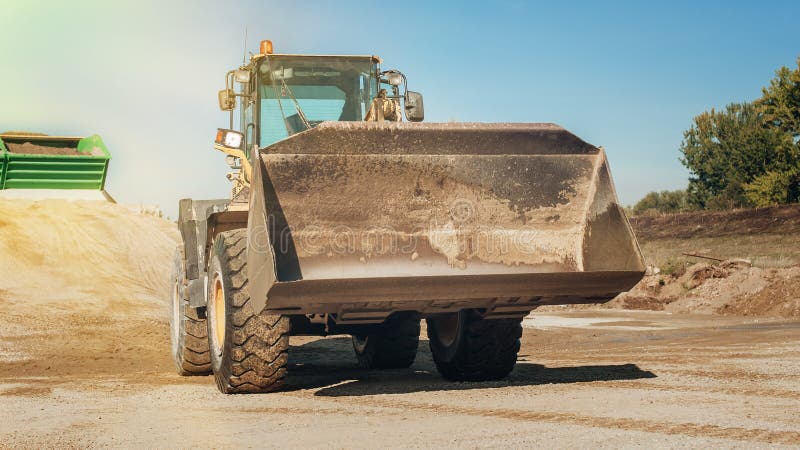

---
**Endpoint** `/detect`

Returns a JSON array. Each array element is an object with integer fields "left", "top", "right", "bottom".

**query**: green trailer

[
  {"left": 0, "top": 138, "right": 6, "bottom": 188},
  {"left": 0, "top": 134, "right": 111, "bottom": 190}
]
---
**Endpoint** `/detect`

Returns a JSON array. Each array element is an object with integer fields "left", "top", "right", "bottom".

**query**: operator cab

[
  {"left": 213, "top": 40, "right": 424, "bottom": 190},
  {"left": 258, "top": 55, "right": 379, "bottom": 145},
  {"left": 217, "top": 40, "right": 424, "bottom": 150}
]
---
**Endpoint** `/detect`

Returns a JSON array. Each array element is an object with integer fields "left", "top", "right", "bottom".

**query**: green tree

[
  {"left": 748, "top": 58, "right": 800, "bottom": 206},
  {"left": 758, "top": 57, "right": 800, "bottom": 139},
  {"left": 679, "top": 102, "right": 791, "bottom": 209}
]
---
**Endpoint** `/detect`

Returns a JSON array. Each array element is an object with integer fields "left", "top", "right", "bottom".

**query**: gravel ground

[
  {"left": 0, "top": 307, "right": 798, "bottom": 448},
  {"left": 1, "top": 199, "right": 799, "bottom": 448}
]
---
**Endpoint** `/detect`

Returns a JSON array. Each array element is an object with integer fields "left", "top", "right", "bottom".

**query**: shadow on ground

[
  {"left": 285, "top": 336, "right": 656, "bottom": 396},
  {"left": 0, "top": 332, "right": 655, "bottom": 396}
]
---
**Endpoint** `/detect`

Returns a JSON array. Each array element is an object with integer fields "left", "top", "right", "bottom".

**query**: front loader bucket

[
  {"left": 0, "top": 134, "right": 110, "bottom": 190},
  {"left": 248, "top": 122, "right": 644, "bottom": 319}
]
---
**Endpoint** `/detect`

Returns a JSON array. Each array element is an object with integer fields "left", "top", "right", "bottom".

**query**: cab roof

[{"left": 250, "top": 54, "right": 382, "bottom": 63}]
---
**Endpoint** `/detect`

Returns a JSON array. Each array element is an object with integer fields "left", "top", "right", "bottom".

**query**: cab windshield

[{"left": 258, "top": 56, "right": 377, "bottom": 146}]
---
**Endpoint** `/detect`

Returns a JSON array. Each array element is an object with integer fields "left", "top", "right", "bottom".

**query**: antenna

[{"left": 242, "top": 25, "right": 248, "bottom": 64}]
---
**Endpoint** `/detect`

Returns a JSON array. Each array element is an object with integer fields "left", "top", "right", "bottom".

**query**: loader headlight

[
  {"left": 385, "top": 71, "right": 403, "bottom": 86},
  {"left": 224, "top": 132, "right": 242, "bottom": 149},
  {"left": 215, "top": 129, "right": 244, "bottom": 149}
]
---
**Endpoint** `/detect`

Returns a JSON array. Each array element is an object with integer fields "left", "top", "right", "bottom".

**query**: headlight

[
  {"left": 386, "top": 72, "right": 403, "bottom": 86},
  {"left": 224, "top": 132, "right": 242, "bottom": 148},
  {"left": 215, "top": 129, "right": 244, "bottom": 149}
]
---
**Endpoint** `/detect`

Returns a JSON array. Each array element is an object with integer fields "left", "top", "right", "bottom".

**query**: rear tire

[
  {"left": 206, "top": 229, "right": 290, "bottom": 394},
  {"left": 352, "top": 312, "right": 420, "bottom": 369},
  {"left": 427, "top": 310, "right": 522, "bottom": 381},
  {"left": 169, "top": 245, "right": 211, "bottom": 375}
]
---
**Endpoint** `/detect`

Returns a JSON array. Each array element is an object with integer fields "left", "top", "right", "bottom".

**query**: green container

[
  {"left": 0, "top": 134, "right": 111, "bottom": 190},
  {"left": 0, "top": 138, "right": 7, "bottom": 188}
]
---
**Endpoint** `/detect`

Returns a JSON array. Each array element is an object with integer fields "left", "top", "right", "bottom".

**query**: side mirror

[
  {"left": 218, "top": 89, "right": 236, "bottom": 111},
  {"left": 404, "top": 91, "right": 424, "bottom": 122},
  {"left": 234, "top": 70, "right": 251, "bottom": 83}
]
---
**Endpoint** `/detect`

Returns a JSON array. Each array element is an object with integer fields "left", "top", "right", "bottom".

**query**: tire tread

[
  {"left": 210, "top": 229, "right": 289, "bottom": 394},
  {"left": 427, "top": 311, "right": 522, "bottom": 382},
  {"left": 171, "top": 245, "right": 211, "bottom": 375},
  {"left": 354, "top": 313, "right": 420, "bottom": 369}
]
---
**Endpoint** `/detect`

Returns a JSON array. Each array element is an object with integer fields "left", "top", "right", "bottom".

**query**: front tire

[
  {"left": 170, "top": 245, "right": 211, "bottom": 375},
  {"left": 427, "top": 310, "right": 522, "bottom": 381},
  {"left": 206, "top": 229, "right": 290, "bottom": 394},
  {"left": 352, "top": 312, "right": 420, "bottom": 369}
]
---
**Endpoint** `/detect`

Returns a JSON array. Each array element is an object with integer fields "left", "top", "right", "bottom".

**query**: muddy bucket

[{"left": 247, "top": 122, "right": 644, "bottom": 318}]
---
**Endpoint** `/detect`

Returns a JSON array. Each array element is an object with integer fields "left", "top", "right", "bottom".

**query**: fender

[{"left": 177, "top": 198, "right": 229, "bottom": 307}]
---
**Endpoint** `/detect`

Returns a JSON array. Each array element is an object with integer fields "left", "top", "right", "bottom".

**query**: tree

[
  {"left": 749, "top": 58, "right": 800, "bottom": 206},
  {"left": 679, "top": 102, "right": 791, "bottom": 209},
  {"left": 758, "top": 57, "right": 800, "bottom": 139}
]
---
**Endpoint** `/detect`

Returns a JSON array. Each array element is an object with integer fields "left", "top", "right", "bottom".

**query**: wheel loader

[{"left": 170, "top": 39, "right": 645, "bottom": 393}]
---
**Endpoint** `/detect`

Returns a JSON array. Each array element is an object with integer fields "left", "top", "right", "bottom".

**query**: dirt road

[
  {"left": 1, "top": 306, "right": 798, "bottom": 448},
  {"left": 1, "top": 200, "right": 799, "bottom": 448}
]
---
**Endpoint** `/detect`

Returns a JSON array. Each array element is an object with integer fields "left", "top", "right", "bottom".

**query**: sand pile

[
  {"left": 0, "top": 199, "right": 178, "bottom": 318},
  {"left": 0, "top": 199, "right": 179, "bottom": 378},
  {"left": 612, "top": 260, "right": 800, "bottom": 318}
]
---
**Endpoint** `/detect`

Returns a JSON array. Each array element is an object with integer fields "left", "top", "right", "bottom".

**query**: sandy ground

[
  {"left": 1, "top": 200, "right": 800, "bottom": 448},
  {"left": 1, "top": 308, "right": 799, "bottom": 448}
]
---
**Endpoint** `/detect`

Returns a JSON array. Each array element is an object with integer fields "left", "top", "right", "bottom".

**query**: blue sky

[{"left": 1, "top": 0, "right": 798, "bottom": 216}]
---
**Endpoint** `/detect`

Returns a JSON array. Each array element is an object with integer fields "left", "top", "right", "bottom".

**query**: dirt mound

[
  {"left": 0, "top": 198, "right": 177, "bottom": 310},
  {"left": 717, "top": 267, "right": 800, "bottom": 317},
  {"left": 0, "top": 199, "right": 178, "bottom": 380},
  {"left": 609, "top": 261, "right": 800, "bottom": 318},
  {"left": 3, "top": 140, "right": 97, "bottom": 156}
]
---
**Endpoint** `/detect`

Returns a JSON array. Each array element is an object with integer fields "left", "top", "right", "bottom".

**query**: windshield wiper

[
  {"left": 266, "top": 60, "right": 311, "bottom": 134},
  {"left": 266, "top": 61, "right": 293, "bottom": 136},
  {"left": 279, "top": 78, "right": 312, "bottom": 130}
]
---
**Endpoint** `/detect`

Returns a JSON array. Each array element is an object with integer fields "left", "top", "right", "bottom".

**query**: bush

[
  {"left": 660, "top": 257, "right": 690, "bottom": 278},
  {"left": 744, "top": 167, "right": 800, "bottom": 207},
  {"left": 632, "top": 189, "right": 693, "bottom": 216}
]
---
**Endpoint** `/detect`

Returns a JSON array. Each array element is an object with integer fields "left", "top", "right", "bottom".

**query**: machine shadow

[{"left": 284, "top": 336, "right": 656, "bottom": 397}]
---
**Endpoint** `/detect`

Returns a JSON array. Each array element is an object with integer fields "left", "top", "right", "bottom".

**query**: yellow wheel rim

[{"left": 212, "top": 276, "right": 226, "bottom": 354}]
